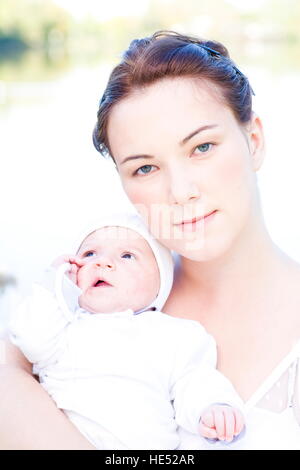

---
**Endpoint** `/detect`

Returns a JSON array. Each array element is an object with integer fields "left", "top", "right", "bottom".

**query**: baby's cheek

[
  {"left": 139, "top": 274, "right": 159, "bottom": 303},
  {"left": 77, "top": 271, "right": 84, "bottom": 288},
  {"left": 78, "top": 293, "right": 91, "bottom": 311},
  {"left": 78, "top": 294, "right": 84, "bottom": 308},
  {"left": 77, "top": 265, "right": 89, "bottom": 289}
]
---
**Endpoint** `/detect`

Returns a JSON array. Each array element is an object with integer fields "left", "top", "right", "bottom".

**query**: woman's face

[{"left": 107, "top": 77, "right": 264, "bottom": 261}]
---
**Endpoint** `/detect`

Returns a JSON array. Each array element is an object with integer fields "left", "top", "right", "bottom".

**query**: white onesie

[{"left": 8, "top": 271, "right": 243, "bottom": 450}]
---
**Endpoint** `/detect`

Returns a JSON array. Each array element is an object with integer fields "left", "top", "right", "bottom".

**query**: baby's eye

[
  {"left": 121, "top": 252, "right": 135, "bottom": 260},
  {"left": 134, "top": 165, "right": 156, "bottom": 176},
  {"left": 83, "top": 251, "right": 95, "bottom": 258},
  {"left": 194, "top": 143, "right": 213, "bottom": 154}
]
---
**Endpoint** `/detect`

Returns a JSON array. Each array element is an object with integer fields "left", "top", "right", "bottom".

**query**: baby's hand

[
  {"left": 51, "top": 254, "right": 84, "bottom": 284},
  {"left": 199, "top": 404, "right": 245, "bottom": 443}
]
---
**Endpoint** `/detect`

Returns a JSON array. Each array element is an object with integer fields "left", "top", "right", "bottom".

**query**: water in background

[{"left": 1, "top": 42, "right": 300, "bottom": 332}]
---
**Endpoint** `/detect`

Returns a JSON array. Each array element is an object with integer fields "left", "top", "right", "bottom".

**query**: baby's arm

[
  {"left": 8, "top": 257, "right": 82, "bottom": 367},
  {"left": 170, "top": 321, "right": 245, "bottom": 440},
  {"left": 199, "top": 404, "right": 245, "bottom": 442}
]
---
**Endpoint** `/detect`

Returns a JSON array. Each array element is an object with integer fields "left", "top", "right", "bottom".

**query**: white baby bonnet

[{"left": 55, "top": 211, "right": 174, "bottom": 318}]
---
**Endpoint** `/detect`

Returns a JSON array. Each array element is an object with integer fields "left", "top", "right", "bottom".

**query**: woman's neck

[{"left": 175, "top": 215, "right": 292, "bottom": 318}]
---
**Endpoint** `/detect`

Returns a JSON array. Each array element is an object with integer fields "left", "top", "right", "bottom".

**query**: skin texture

[
  {"left": 0, "top": 227, "right": 160, "bottom": 449},
  {"left": 53, "top": 227, "right": 244, "bottom": 441},
  {"left": 108, "top": 77, "right": 265, "bottom": 263},
  {"left": 107, "top": 76, "right": 300, "bottom": 404},
  {"left": 2, "top": 76, "right": 300, "bottom": 449},
  {"left": 0, "top": 335, "right": 97, "bottom": 449},
  {"left": 199, "top": 404, "right": 244, "bottom": 441},
  {"left": 54, "top": 225, "right": 246, "bottom": 441},
  {"left": 76, "top": 226, "right": 160, "bottom": 314}
]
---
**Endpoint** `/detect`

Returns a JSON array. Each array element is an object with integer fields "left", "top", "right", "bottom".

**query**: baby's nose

[{"left": 93, "top": 255, "right": 115, "bottom": 270}]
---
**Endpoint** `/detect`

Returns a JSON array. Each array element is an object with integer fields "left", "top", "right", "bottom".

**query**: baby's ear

[{"left": 246, "top": 113, "right": 265, "bottom": 172}]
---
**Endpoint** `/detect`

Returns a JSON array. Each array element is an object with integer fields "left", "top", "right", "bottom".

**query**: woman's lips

[{"left": 175, "top": 210, "right": 217, "bottom": 232}]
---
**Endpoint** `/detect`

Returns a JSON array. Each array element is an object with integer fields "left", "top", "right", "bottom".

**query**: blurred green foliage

[
  {"left": 0, "top": 0, "right": 299, "bottom": 81},
  {"left": 0, "top": 0, "right": 70, "bottom": 49}
]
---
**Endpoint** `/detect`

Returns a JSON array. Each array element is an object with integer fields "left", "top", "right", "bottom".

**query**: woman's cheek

[
  {"left": 213, "top": 151, "right": 256, "bottom": 237},
  {"left": 215, "top": 148, "right": 251, "bottom": 200},
  {"left": 122, "top": 177, "right": 163, "bottom": 207}
]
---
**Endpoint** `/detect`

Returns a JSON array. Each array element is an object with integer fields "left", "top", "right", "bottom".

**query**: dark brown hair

[{"left": 93, "top": 30, "right": 254, "bottom": 159}]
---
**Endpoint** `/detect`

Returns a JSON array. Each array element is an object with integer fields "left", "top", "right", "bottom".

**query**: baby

[{"left": 8, "top": 212, "right": 245, "bottom": 450}]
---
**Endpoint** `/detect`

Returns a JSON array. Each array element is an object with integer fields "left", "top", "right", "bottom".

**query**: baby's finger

[
  {"left": 65, "top": 263, "right": 77, "bottom": 282},
  {"left": 233, "top": 409, "right": 245, "bottom": 435},
  {"left": 200, "top": 409, "right": 215, "bottom": 428},
  {"left": 70, "top": 264, "right": 78, "bottom": 275},
  {"left": 223, "top": 408, "right": 235, "bottom": 442},
  {"left": 199, "top": 422, "right": 218, "bottom": 439},
  {"left": 51, "top": 255, "right": 69, "bottom": 268},
  {"left": 213, "top": 408, "right": 226, "bottom": 440},
  {"left": 70, "top": 256, "right": 85, "bottom": 267}
]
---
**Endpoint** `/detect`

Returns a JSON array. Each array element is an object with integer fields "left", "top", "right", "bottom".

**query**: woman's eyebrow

[
  {"left": 120, "top": 154, "right": 153, "bottom": 165},
  {"left": 180, "top": 124, "right": 219, "bottom": 145},
  {"left": 120, "top": 124, "right": 219, "bottom": 164}
]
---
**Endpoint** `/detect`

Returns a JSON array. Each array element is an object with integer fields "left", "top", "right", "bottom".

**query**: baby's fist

[
  {"left": 199, "top": 404, "right": 245, "bottom": 443},
  {"left": 51, "top": 254, "right": 84, "bottom": 284}
]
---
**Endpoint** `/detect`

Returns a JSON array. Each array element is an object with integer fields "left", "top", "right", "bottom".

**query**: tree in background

[{"left": 0, "top": 0, "right": 71, "bottom": 53}]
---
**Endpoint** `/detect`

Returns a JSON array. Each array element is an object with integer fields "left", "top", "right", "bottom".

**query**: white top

[
  {"left": 8, "top": 280, "right": 242, "bottom": 450},
  {"left": 233, "top": 340, "right": 300, "bottom": 450},
  {"left": 178, "top": 340, "right": 300, "bottom": 450}
]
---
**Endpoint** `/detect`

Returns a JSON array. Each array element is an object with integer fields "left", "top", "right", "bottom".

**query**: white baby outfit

[{"left": 8, "top": 212, "right": 243, "bottom": 450}]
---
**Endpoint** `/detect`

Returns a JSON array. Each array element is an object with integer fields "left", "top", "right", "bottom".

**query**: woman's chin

[{"left": 170, "top": 237, "right": 232, "bottom": 262}]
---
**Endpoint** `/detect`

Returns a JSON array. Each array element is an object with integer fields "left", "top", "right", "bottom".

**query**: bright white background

[{"left": 1, "top": 0, "right": 300, "bottom": 331}]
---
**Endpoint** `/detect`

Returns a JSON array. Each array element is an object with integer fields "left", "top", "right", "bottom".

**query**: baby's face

[{"left": 76, "top": 226, "right": 160, "bottom": 314}]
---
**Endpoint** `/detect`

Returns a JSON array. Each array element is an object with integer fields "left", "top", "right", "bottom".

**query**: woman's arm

[{"left": 0, "top": 333, "right": 96, "bottom": 450}]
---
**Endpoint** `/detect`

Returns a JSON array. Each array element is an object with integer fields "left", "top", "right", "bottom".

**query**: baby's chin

[
  {"left": 78, "top": 295, "right": 110, "bottom": 314},
  {"left": 78, "top": 294, "right": 131, "bottom": 314},
  {"left": 78, "top": 294, "right": 151, "bottom": 315}
]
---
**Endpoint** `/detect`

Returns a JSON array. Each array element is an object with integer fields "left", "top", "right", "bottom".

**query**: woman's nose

[{"left": 168, "top": 168, "right": 201, "bottom": 205}]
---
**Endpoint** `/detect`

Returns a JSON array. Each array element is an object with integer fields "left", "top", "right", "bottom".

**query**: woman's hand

[
  {"left": 51, "top": 255, "right": 84, "bottom": 284},
  {"left": 199, "top": 404, "right": 245, "bottom": 442}
]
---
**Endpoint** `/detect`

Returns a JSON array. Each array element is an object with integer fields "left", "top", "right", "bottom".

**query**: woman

[{"left": 1, "top": 30, "right": 300, "bottom": 450}]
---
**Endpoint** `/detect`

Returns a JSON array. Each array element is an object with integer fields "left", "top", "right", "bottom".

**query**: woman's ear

[{"left": 246, "top": 113, "right": 266, "bottom": 172}]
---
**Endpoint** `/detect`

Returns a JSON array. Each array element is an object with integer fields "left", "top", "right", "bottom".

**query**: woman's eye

[
  {"left": 121, "top": 252, "right": 135, "bottom": 260},
  {"left": 134, "top": 165, "right": 156, "bottom": 176},
  {"left": 194, "top": 143, "right": 213, "bottom": 154}
]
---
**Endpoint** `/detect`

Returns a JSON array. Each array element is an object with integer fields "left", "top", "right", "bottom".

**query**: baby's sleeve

[
  {"left": 169, "top": 321, "right": 244, "bottom": 435},
  {"left": 8, "top": 267, "right": 80, "bottom": 369}
]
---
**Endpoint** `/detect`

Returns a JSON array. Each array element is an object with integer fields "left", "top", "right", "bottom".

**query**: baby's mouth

[{"left": 93, "top": 279, "right": 112, "bottom": 288}]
